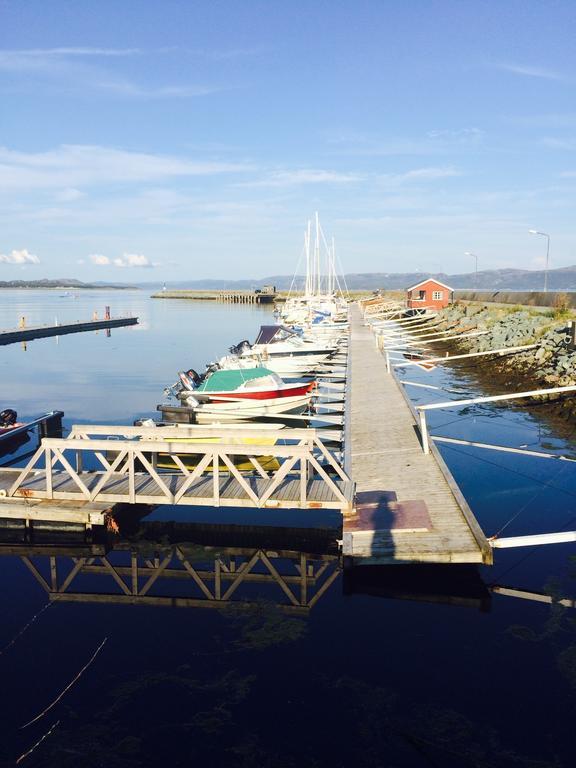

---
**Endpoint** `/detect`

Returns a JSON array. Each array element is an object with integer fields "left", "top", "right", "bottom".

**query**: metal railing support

[{"left": 419, "top": 410, "right": 429, "bottom": 454}]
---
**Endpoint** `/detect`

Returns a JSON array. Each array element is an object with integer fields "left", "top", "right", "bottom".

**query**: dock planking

[
  {"left": 0, "top": 468, "right": 353, "bottom": 511},
  {"left": 343, "top": 305, "right": 491, "bottom": 565}
]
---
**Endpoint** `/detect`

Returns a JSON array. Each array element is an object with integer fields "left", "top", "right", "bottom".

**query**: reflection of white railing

[
  {"left": 24, "top": 547, "right": 340, "bottom": 612},
  {"left": 2, "top": 425, "right": 353, "bottom": 510}
]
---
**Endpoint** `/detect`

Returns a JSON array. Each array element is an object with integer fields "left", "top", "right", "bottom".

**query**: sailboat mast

[
  {"left": 305, "top": 221, "right": 311, "bottom": 297},
  {"left": 330, "top": 237, "right": 335, "bottom": 296},
  {"left": 314, "top": 211, "right": 321, "bottom": 296}
]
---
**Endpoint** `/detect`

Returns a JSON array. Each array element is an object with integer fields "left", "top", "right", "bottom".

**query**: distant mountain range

[
  {"left": 139, "top": 265, "right": 576, "bottom": 291},
  {"left": 3, "top": 266, "right": 576, "bottom": 291}
]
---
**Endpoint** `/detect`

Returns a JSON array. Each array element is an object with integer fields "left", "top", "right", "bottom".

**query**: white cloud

[
  {"left": 399, "top": 167, "right": 461, "bottom": 181},
  {"left": 327, "top": 128, "right": 484, "bottom": 157},
  {"left": 0, "top": 47, "right": 140, "bottom": 72},
  {"left": 496, "top": 62, "right": 565, "bottom": 81},
  {"left": 91, "top": 252, "right": 154, "bottom": 268},
  {"left": 113, "top": 253, "right": 153, "bottom": 268},
  {"left": 56, "top": 187, "right": 84, "bottom": 202},
  {"left": 0, "top": 248, "right": 39, "bottom": 264},
  {"left": 95, "top": 80, "right": 219, "bottom": 99},
  {"left": 240, "top": 169, "right": 362, "bottom": 187},
  {"left": 544, "top": 138, "right": 576, "bottom": 151},
  {"left": 0, "top": 144, "right": 250, "bottom": 189}
]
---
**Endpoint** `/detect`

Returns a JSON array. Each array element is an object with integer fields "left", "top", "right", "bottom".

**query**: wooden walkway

[
  {"left": 0, "top": 468, "right": 352, "bottom": 510},
  {"left": 343, "top": 305, "right": 491, "bottom": 565}
]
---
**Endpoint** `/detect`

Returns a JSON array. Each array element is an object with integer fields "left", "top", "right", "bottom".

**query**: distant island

[{"left": 0, "top": 278, "right": 136, "bottom": 290}]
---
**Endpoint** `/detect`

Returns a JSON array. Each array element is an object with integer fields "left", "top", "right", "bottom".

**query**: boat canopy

[
  {"left": 196, "top": 367, "right": 278, "bottom": 392},
  {"left": 254, "top": 325, "right": 298, "bottom": 345}
]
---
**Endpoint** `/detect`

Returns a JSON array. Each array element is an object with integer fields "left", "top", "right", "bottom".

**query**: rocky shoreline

[{"left": 429, "top": 302, "right": 576, "bottom": 416}]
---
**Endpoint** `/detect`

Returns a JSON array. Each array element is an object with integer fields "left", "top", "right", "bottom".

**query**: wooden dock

[
  {"left": 0, "top": 316, "right": 138, "bottom": 345},
  {"left": 343, "top": 305, "right": 491, "bottom": 565},
  {"left": 0, "top": 426, "right": 354, "bottom": 514},
  {"left": 0, "top": 305, "right": 494, "bottom": 568}
]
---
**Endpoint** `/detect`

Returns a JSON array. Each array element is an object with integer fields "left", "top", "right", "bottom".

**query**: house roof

[{"left": 406, "top": 278, "right": 453, "bottom": 292}]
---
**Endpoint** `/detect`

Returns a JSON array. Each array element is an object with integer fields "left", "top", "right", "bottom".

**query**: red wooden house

[{"left": 406, "top": 278, "right": 453, "bottom": 310}]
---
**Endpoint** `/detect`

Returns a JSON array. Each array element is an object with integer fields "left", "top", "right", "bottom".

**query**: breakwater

[
  {"left": 151, "top": 289, "right": 276, "bottom": 303},
  {"left": 433, "top": 302, "right": 576, "bottom": 399},
  {"left": 454, "top": 290, "right": 576, "bottom": 308}
]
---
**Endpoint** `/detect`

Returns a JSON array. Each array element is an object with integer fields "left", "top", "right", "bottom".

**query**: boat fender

[
  {"left": 178, "top": 371, "right": 195, "bottom": 391},
  {"left": 0, "top": 489, "right": 6, "bottom": 498},
  {"left": 0, "top": 409, "right": 17, "bottom": 427}
]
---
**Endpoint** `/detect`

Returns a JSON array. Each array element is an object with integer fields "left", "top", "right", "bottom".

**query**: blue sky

[{"left": 1, "top": 0, "right": 576, "bottom": 280}]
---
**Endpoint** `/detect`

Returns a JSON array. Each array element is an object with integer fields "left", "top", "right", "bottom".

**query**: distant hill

[
  {"left": 137, "top": 265, "right": 576, "bottom": 292},
  {"left": 5, "top": 266, "right": 576, "bottom": 292},
  {"left": 0, "top": 278, "right": 135, "bottom": 289}
]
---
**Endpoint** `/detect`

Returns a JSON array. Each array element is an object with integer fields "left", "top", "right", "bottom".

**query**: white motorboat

[{"left": 179, "top": 391, "right": 312, "bottom": 423}]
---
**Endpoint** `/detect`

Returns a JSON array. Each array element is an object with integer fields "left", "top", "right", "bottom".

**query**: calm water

[{"left": 1, "top": 290, "right": 575, "bottom": 767}]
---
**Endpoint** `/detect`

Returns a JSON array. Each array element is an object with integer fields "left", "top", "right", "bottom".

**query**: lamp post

[
  {"left": 464, "top": 252, "right": 478, "bottom": 288},
  {"left": 528, "top": 229, "right": 551, "bottom": 292}
]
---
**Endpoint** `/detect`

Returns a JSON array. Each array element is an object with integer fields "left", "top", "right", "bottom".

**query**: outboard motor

[
  {"left": 178, "top": 371, "right": 197, "bottom": 391},
  {"left": 229, "top": 340, "right": 251, "bottom": 356},
  {"left": 0, "top": 408, "right": 17, "bottom": 427}
]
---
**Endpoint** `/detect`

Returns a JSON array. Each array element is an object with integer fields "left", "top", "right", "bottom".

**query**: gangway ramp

[{"left": 0, "top": 425, "right": 354, "bottom": 514}]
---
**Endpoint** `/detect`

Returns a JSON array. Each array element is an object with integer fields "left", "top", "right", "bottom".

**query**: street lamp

[
  {"left": 464, "top": 252, "right": 478, "bottom": 288},
  {"left": 528, "top": 229, "right": 551, "bottom": 292}
]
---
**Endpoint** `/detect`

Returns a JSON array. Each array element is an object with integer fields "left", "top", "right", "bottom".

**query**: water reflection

[{"left": 4, "top": 521, "right": 341, "bottom": 614}]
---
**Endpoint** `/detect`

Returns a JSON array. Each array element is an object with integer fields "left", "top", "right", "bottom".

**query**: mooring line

[
  {"left": 20, "top": 637, "right": 108, "bottom": 729},
  {"left": 0, "top": 602, "right": 53, "bottom": 658},
  {"left": 16, "top": 720, "right": 60, "bottom": 764}
]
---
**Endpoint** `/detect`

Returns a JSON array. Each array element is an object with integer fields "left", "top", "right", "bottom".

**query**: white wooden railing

[{"left": 0, "top": 425, "right": 353, "bottom": 510}]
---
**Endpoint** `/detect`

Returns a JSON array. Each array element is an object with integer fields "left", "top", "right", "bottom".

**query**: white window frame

[{"left": 432, "top": 290, "right": 443, "bottom": 300}]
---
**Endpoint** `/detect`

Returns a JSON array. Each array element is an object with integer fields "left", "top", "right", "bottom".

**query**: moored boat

[
  {"left": 177, "top": 366, "right": 315, "bottom": 403},
  {"left": 177, "top": 391, "right": 312, "bottom": 423}
]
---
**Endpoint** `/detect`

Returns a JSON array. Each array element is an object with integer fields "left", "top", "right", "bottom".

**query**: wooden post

[
  {"left": 385, "top": 350, "right": 391, "bottom": 373},
  {"left": 568, "top": 321, "right": 576, "bottom": 350}
]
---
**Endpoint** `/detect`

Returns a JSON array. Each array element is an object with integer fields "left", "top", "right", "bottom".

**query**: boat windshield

[{"left": 254, "top": 325, "right": 298, "bottom": 345}]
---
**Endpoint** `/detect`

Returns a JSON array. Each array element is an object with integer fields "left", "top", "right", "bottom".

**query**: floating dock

[
  {"left": 0, "top": 304, "right": 493, "bottom": 568},
  {"left": 0, "top": 316, "right": 138, "bottom": 345},
  {"left": 342, "top": 304, "right": 491, "bottom": 565}
]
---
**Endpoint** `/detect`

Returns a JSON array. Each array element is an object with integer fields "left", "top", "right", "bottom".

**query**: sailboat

[{"left": 281, "top": 212, "right": 349, "bottom": 327}]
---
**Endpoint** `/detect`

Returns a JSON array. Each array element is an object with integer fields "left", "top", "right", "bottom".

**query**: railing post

[
  {"left": 45, "top": 447, "right": 53, "bottom": 497},
  {"left": 385, "top": 350, "right": 391, "bottom": 373},
  {"left": 128, "top": 450, "right": 135, "bottom": 503},
  {"left": 419, "top": 410, "right": 429, "bottom": 454},
  {"left": 300, "top": 456, "right": 308, "bottom": 505},
  {"left": 213, "top": 451, "right": 220, "bottom": 505}
]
